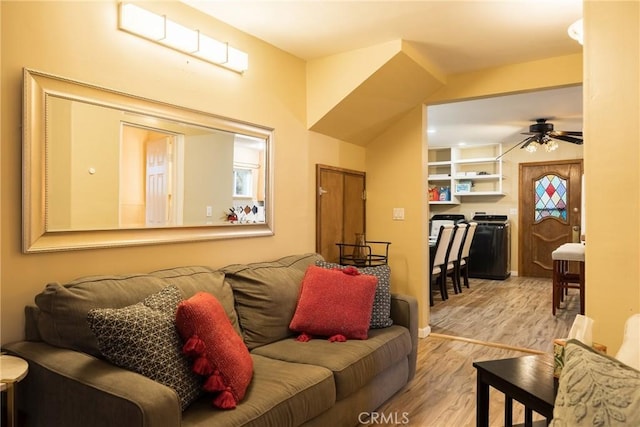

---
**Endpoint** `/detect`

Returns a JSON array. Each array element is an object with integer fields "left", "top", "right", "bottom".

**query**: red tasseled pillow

[
  {"left": 175, "top": 292, "right": 253, "bottom": 409},
  {"left": 289, "top": 265, "right": 377, "bottom": 341}
]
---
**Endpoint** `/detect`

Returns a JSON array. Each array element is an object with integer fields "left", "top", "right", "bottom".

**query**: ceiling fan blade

[
  {"left": 551, "top": 130, "right": 583, "bottom": 136},
  {"left": 549, "top": 134, "right": 584, "bottom": 145}
]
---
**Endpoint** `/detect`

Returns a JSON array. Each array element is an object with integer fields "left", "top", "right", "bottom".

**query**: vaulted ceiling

[{"left": 184, "top": 1, "right": 583, "bottom": 145}]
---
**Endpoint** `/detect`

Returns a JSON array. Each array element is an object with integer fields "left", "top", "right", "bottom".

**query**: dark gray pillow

[
  {"left": 315, "top": 261, "right": 393, "bottom": 329},
  {"left": 87, "top": 286, "right": 201, "bottom": 410}
]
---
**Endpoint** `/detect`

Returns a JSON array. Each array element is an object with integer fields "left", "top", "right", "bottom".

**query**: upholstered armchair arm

[
  {"left": 389, "top": 293, "right": 418, "bottom": 381},
  {"left": 2, "top": 341, "right": 181, "bottom": 427}
]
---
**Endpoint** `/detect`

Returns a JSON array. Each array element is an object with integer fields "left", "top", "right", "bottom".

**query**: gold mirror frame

[{"left": 22, "top": 68, "right": 274, "bottom": 253}]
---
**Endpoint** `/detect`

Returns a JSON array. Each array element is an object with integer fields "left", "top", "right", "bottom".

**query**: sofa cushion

[
  {"left": 316, "top": 261, "right": 393, "bottom": 329},
  {"left": 251, "top": 325, "right": 411, "bottom": 400},
  {"left": 181, "top": 354, "right": 335, "bottom": 427},
  {"left": 35, "top": 274, "right": 168, "bottom": 356},
  {"left": 550, "top": 339, "right": 640, "bottom": 427},
  {"left": 150, "top": 266, "right": 241, "bottom": 335},
  {"left": 289, "top": 265, "right": 377, "bottom": 340},
  {"left": 222, "top": 253, "right": 323, "bottom": 350},
  {"left": 35, "top": 267, "right": 234, "bottom": 357},
  {"left": 87, "top": 286, "right": 202, "bottom": 411},
  {"left": 176, "top": 292, "right": 253, "bottom": 409}
]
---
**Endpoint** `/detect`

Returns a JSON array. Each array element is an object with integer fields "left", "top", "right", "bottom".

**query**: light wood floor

[{"left": 366, "top": 275, "right": 580, "bottom": 427}]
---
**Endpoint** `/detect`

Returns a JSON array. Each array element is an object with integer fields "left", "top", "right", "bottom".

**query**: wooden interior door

[
  {"left": 519, "top": 159, "right": 583, "bottom": 277},
  {"left": 316, "top": 165, "right": 366, "bottom": 263},
  {"left": 145, "top": 137, "right": 173, "bottom": 226}
]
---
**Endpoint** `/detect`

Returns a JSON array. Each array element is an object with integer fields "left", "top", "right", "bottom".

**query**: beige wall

[
  {"left": 583, "top": 0, "right": 640, "bottom": 353},
  {"left": 47, "top": 97, "right": 72, "bottom": 229},
  {"left": 69, "top": 101, "right": 121, "bottom": 229},
  {"left": 0, "top": 1, "right": 362, "bottom": 344},
  {"left": 366, "top": 106, "right": 430, "bottom": 327},
  {"left": 183, "top": 133, "right": 234, "bottom": 225},
  {"left": 120, "top": 126, "right": 147, "bottom": 227}
]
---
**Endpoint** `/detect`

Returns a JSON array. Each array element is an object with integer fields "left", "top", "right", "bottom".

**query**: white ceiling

[
  {"left": 427, "top": 85, "right": 583, "bottom": 148},
  {"left": 183, "top": 0, "right": 584, "bottom": 146}
]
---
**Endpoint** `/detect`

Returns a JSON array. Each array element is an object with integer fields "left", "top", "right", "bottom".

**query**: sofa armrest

[
  {"left": 390, "top": 293, "right": 418, "bottom": 381},
  {"left": 3, "top": 341, "right": 182, "bottom": 427}
]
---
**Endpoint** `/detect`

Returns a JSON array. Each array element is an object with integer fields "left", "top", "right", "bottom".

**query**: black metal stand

[{"left": 336, "top": 241, "right": 391, "bottom": 266}]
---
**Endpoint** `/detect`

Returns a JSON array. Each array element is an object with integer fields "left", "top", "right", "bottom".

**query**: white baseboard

[{"left": 418, "top": 325, "right": 431, "bottom": 338}]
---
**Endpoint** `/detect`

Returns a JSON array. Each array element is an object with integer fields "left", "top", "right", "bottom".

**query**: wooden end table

[
  {"left": 473, "top": 354, "right": 556, "bottom": 427},
  {"left": 1, "top": 354, "right": 29, "bottom": 427}
]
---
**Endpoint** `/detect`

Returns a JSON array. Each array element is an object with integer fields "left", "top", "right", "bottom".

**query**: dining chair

[
  {"left": 458, "top": 222, "right": 477, "bottom": 289},
  {"left": 430, "top": 224, "right": 455, "bottom": 305},
  {"left": 444, "top": 223, "right": 468, "bottom": 295}
]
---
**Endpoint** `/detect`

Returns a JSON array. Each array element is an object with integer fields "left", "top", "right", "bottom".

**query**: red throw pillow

[
  {"left": 176, "top": 292, "right": 253, "bottom": 409},
  {"left": 289, "top": 265, "right": 377, "bottom": 340}
]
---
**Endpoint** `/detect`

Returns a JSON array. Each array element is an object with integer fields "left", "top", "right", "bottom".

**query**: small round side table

[{"left": 1, "top": 354, "right": 29, "bottom": 427}]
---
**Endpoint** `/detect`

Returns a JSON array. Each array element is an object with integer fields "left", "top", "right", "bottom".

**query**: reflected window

[
  {"left": 233, "top": 168, "right": 253, "bottom": 197},
  {"left": 534, "top": 174, "right": 567, "bottom": 221}
]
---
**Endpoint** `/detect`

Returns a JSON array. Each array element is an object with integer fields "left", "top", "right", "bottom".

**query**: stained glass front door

[
  {"left": 534, "top": 174, "right": 567, "bottom": 221},
  {"left": 519, "top": 160, "right": 583, "bottom": 278}
]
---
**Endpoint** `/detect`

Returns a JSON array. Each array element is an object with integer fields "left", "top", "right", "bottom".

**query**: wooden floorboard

[{"left": 365, "top": 275, "right": 580, "bottom": 427}]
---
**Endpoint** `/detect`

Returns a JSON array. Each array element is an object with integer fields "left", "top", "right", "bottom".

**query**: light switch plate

[{"left": 393, "top": 208, "right": 405, "bottom": 220}]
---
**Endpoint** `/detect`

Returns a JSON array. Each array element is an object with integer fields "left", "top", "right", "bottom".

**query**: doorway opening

[{"left": 119, "top": 123, "right": 184, "bottom": 228}]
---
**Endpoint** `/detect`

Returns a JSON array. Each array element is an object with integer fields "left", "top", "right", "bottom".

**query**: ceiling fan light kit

[
  {"left": 497, "top": 118, "right": 582, "bottom": 159},
  {"left": 524, "top": 139, "right": 559, "bottom": 153}
]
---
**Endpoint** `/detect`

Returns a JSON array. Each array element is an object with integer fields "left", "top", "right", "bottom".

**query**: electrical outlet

[{"left": 206, "top": 206, "right": 213, "bottom": 217}]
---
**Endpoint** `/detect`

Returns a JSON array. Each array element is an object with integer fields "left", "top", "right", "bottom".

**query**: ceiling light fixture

[
  {"left": 544, "top": 139, "right": 559, "bottom": 152},
  {"left": 118, "top": 3, "right": 248, "bottom": 73},
  {"left": 524, "top": 136, "right": 559, "bottom": 154},
  {"left": 568, "top": 18, "right": 583, "bottom": 45}
]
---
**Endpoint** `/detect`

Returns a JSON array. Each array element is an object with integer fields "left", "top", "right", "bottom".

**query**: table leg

[
  {"left": 505, "top": 396, "right": 513, "bottom": 426},
  {"left": 525, "top": 407, "right": 533, "bottom": 427},
  {"left": 476, "top": 376, "right": 489, "bottom": 427},
  {"left": 6, "top": 381, "right": 16, "bottom": 427}
]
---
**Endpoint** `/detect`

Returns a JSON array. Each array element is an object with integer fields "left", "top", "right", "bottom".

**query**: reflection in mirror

[
  {"left": 23, "top": 68, "right": 274, "bottom": 252},
  {"left": 46, "top": 99, "right": 267, "bottom": 231}
]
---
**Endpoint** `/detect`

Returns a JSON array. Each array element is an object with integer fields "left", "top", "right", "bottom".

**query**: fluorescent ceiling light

[{"left": 119, "top": 3, "right": 248, "bottom": 73}]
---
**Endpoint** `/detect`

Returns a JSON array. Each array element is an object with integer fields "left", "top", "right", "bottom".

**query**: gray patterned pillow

[
  {"left": 87, "top": 286, "right": 201, "bottom": 410},
  {"left": 315, "top": 261, "right": 393, "bottom": 328},
  {"left": 550, "top": 339, "right": 640, "bottom": 427}
]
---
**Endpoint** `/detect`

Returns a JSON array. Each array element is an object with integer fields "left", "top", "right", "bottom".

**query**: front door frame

[{"left": 518, "top": 159, "right": 583, "bottom": 277}]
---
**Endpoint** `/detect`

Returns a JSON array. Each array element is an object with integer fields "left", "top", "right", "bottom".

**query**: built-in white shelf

[{"left": 427, "top": 144, "right": 505, "bottom": 204}]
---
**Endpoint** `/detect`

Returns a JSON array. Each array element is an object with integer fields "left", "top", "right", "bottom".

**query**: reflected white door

[{"left": 146, "top": 137, "right": 173, "bottom": 226}]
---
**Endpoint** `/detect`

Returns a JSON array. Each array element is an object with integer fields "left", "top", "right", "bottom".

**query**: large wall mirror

[{"left": 23, "top": 68, "right": 274, "bottom": 252}]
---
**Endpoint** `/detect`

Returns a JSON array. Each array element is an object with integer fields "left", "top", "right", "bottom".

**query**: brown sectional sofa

[{"left": 4, "top": 253, "right": 418, "bottom": 427}]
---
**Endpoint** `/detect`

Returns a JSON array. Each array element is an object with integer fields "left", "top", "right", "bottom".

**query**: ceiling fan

[{"left": 497, "top": 118, "right": 583, "bottom": 159}]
